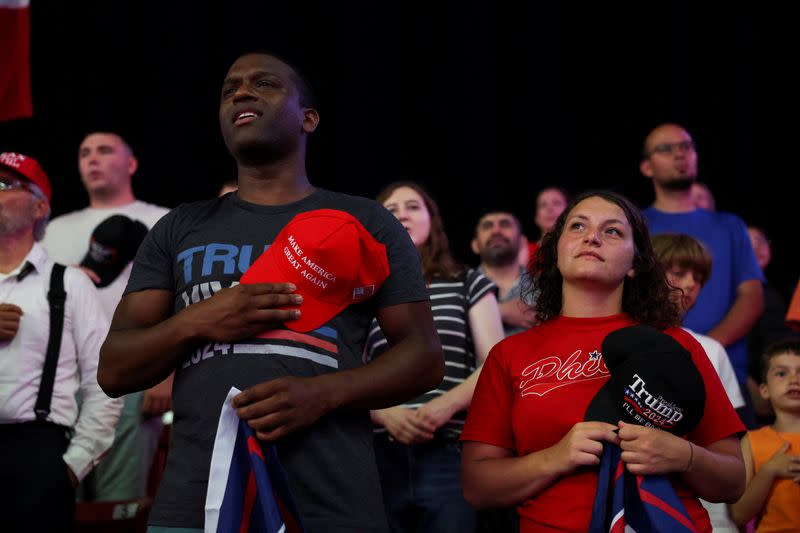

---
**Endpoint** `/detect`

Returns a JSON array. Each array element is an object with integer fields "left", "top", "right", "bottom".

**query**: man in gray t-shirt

[{"left": 98, "top": 53, "right": 442, "bottom": 533}]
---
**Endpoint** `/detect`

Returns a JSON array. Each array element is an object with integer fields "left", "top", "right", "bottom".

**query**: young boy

[
  {"left": 652, "top": 233, "right": 747, "bottom": 532},
  {"left": 729, "top": 340, "right": 800, "bottom": 530},
  {"left": 652, "top": 233, "right": 746, "bottom": 411}
]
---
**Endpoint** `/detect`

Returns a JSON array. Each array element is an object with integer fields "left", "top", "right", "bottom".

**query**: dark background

[{"left": 1, "top": 2, "right": 796, "bottom": 299}]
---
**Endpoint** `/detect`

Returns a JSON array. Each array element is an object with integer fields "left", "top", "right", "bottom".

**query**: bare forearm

[
  {"left": 99, "top": 313, "right": 200, "bottom": 397},
  {"left": 729, "top": 468, "right": 776, "bottom": 525},
  {"left": 429, "top": 367, "right": 483, "bottom": 415},
  {"left": 463, "top": 447, "right": 563, "bottom": 507},
  {"left": 708, "top": 285, "right": 764, "bottom": 347},
  {"left": 680, "top": 442, "right": 745, "bottom": 502}
]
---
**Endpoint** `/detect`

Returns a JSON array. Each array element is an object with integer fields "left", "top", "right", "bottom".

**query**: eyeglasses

[
  {"left": 650, "top": 141, "right": 695, "bottom": 156},
  {"left": 0, "top": 176, "right": 41, "bottom": 199},
  {"left": 0, "top": 176, "right": 30, "bottom": 192}
]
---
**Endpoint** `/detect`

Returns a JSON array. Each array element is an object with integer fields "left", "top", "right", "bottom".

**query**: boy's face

[
  {"left": 665, "top": 265, "right": 703, "bottom": 313},
  {"left": 760, "top": 352, "right": 800, "bottom": 413}
]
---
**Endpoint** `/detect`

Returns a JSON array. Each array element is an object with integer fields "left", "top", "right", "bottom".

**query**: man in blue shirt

[{"left": 640, "top": 123, "right": 763, "bottom": 424}]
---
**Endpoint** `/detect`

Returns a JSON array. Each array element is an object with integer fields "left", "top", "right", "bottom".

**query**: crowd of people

[{"left": 1, "top": 51, "right": 798, "bottom": 532}]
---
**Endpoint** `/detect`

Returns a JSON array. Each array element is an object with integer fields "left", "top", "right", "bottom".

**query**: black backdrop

[{"left": 1, "top": 2, "right": 797, "bottom": 299}]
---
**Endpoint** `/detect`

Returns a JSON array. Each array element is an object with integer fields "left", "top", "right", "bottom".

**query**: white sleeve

[
  {"left": 708, "top": 340, "right": 746, "bottom": 409},
  {"left": 62, "top": 269, "right": 123, "bottom": 480}
]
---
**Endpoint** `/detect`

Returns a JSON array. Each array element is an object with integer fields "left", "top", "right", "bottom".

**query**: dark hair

[
  {"left": 536, "top": 185, "right": 571, "bottom": 204},
  {"left": 376, "top": 181, "right": 464, "bottom": 280},
  {"left": 230, "top": 51, "right": 316, "bottom": 108},
  {"left": 760, "top": 339, "right": 800, "bottom": 383},
  {"left": 81, "top": 131, "right": 135, "bottom": 157},
  {"left": 525, "top": 190, "right": 682, "bottom": 329},
  {"left": 651, "top": 233, "right": 712, "bottom": 286},
  {"left": 640, "top": 122, "right": 693, "bottom": 160},
  {"left": 474, "top": 209, "right": 522, "bottom": 236}
]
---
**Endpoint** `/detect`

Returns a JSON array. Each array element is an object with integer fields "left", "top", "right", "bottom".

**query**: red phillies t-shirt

[{"left": 460, "top": 314, "right": 745, "bottom": 533}]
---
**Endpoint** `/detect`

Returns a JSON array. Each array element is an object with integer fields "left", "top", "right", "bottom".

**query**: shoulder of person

[
  {"left": 62, "top": 264, "right": 101, "bottom": 296},
  {"left": 662, "top": 325, "right": 704, "bottom": 353},
  {"left": 497, "top": 321, "right": 545, "bottom": 350},
  {"left": 713, "top": 209, "right": 748, "bottom": 228},
  {"left": 464, "top": 267, "right": 496, "bottom": 289},
  {"left": 683, "top": 327, "right": 724, "bottom": 352},
  {"left": 133, "top": 199, "right": 171, "bottom": 216},
  {"left": 320, "top": 190, "right": 409, "bottom": 243},
  {"left": 321, "top": 190, "right": 390, "bottom": 221},
  {"left": 148, "top": 198, "right": 218, "bottom": 228},
  {"left": 45, "top": 206, "right": 94, "bottom": 229}
]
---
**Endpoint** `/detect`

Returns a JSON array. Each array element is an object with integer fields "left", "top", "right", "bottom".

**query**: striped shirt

[{"left": 365, "top": 268, "right": 496, "bottom": 437}]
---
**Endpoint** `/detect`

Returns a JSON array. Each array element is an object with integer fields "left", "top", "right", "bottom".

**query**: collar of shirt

[{"left": 0, "top": 243, "right": 47, "bottom": 283}]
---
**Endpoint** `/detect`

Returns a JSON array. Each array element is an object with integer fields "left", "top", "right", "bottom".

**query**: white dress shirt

[{"left": 0, "top": 243, "right": 122, "bottom": 480}]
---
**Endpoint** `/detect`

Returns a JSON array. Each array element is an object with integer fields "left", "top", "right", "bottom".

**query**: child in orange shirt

[{"left": 730, "top": 341, "right": 800, "bottom": 531}]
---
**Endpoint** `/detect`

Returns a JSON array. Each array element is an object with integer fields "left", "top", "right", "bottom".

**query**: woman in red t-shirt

[{"left": 461, "top": 190, "right": 746, "bottom": 532}]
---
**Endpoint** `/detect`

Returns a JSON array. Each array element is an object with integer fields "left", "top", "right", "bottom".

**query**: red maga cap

[
  {"left": 240, "top": 209, "right": 390, "bottom": 332},
  {"left": 0, "top": 152, "right": 51, "bottom": 201}
]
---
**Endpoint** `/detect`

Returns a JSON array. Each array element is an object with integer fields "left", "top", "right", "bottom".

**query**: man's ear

[
  {"left": 470, "top": 238, "right": 480, "bottom": 256},
  {"left": 128, "top": 155, "right": 139, "bottom": 177},
  {"left": 640, "top": 159, "right": 653, "bottom": 178},
  {"left": 302, "top": 108, "right": 320, "bottom": 134},
  {"left": 33, "top": 197, "right": 49, "bottom": 219}
]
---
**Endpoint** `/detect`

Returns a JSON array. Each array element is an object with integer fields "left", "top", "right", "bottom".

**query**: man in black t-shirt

[{"left": 98, "top": 52, "right": 443, "bottom": 533}]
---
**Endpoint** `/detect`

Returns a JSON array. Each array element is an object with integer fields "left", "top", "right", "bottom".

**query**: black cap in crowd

[
  {"left": 585, "top": 324, "right": 706, "bottom": 436},
  {"left": 80, "top": 215, "right": 148, "bottom": 288}
]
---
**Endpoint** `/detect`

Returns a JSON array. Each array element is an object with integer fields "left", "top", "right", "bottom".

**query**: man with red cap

[
  {"left": 98, "top": 52, "right": 443, "bottom": 532},
  {"left": 0, "top": 152, "right": 122, "bottom": 530}
]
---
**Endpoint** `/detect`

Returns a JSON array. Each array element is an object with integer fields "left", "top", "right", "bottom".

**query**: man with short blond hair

[{"left": 42, "top": 131, "right": 170, "bottom": 500}]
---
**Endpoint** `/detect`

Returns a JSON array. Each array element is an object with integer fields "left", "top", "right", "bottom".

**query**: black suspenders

[{"left": 34, "top": 263, "right": 66, "bottom": 422}]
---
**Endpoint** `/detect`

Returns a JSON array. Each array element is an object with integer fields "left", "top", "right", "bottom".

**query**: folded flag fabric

[
  {"left": 206, "top": 387, "right": 305, "bottom": 533},
  {"left": 588, "top": 444, "right": 697, "bottom": 533}
]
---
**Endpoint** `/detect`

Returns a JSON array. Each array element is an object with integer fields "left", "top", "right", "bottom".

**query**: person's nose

[
  {"left": 232, "top": 83, "right": 258, "bottom": 104},
  {"left": 584, "top": 228, "right": 601, "bottom": 245}
]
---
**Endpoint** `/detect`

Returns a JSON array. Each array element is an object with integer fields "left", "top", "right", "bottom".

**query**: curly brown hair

[
  {"left": 376, "top": 181, "right": 464, "bottom": 280},
  {"left": 524, "top": 190, "right": 681, "bottom": 329}
]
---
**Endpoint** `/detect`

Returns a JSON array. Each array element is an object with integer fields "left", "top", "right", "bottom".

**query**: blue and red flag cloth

[
  {"left": 589, "top": 444, "right": 697, "bottom": 533},
  {"left": 205, "top": 387, "right": 305, "bottom": 533}
]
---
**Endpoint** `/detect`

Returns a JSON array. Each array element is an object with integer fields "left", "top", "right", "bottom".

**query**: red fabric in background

[{"left": 0, "top": 3, "right": 33, "bottom": 122}]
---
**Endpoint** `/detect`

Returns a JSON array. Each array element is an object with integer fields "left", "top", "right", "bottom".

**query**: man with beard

[
  {"left": 472, "top": 210, "right": 535, "bottom": 336},
  {"left": 641, "top": 123, "right": 763, "bottom": 425},
  {"left": 98, "top": 52, "right": 442, "bottom": 532},
  {"left": 0, "top": 152, "right": 121, "bottom": 530}
]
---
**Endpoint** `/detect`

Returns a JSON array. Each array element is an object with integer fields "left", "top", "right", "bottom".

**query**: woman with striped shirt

[{"left": 366, "top": 181, "right": 504, "bottom": 533}]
